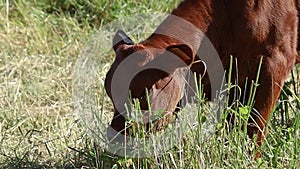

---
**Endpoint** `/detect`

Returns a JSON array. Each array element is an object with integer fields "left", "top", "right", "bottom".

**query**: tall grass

[{"left": 0, "top": 0, "right": 299, "bottom": 168}]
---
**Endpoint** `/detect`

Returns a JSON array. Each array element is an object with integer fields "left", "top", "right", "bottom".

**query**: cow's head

[{"left": 105, "top": 30, "right": 195, "bottom": 141}]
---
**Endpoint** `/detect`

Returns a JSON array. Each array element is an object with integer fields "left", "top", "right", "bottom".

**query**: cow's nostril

[{"left": 106, "top": 125, "right": 125, "bottom": 143}]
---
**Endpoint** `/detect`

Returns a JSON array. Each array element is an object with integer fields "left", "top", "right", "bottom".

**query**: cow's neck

[{"left": 142, "top": 0, "right": 214, "bottom": 53}]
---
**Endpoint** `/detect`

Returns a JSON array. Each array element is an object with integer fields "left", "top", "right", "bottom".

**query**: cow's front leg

[{"left": 246, "top": 56, "right": 294, "bottom": 159}]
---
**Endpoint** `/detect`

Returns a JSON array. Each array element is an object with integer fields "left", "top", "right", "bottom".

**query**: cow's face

[{"left": 105, "top": 30, "right": 194, "bottom": 138}]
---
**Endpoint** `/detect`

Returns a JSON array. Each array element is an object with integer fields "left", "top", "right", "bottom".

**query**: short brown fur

[{"left": 105, "top": 0, "right": 300, "bottom": 158}]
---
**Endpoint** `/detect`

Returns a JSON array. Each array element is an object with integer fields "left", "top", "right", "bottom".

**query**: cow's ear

[
  {"left": 113, "top": 30, "right": 135, "bottom": 51},
  {"left": 166, "top": 44, "right": 194, "bottom": 66}
]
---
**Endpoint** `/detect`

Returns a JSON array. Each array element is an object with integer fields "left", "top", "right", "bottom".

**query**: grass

[{"left": 0, "top": 0, "right": 299, "bottom": 168}]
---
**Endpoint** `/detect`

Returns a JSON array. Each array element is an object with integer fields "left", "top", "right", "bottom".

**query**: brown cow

[{"left": 105, "top": 0, "right": 300, "bottom": 158}]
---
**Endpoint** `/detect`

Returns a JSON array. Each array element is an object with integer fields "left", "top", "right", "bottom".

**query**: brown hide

[
  {"left": 105, "top": 0, "right": 299, "bottom": 158},
  {"left": 297, "top": 0, "right": 300, "bottom": 63}
]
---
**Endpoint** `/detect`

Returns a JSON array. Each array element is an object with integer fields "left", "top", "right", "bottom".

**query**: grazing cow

[{"left": 105, "top": 0, "right": 300, "bottom": 158}]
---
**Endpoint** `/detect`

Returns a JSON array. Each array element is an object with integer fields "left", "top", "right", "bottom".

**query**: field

[{"left": 0, "top": 0, "right": 299, "bottom": 168}]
